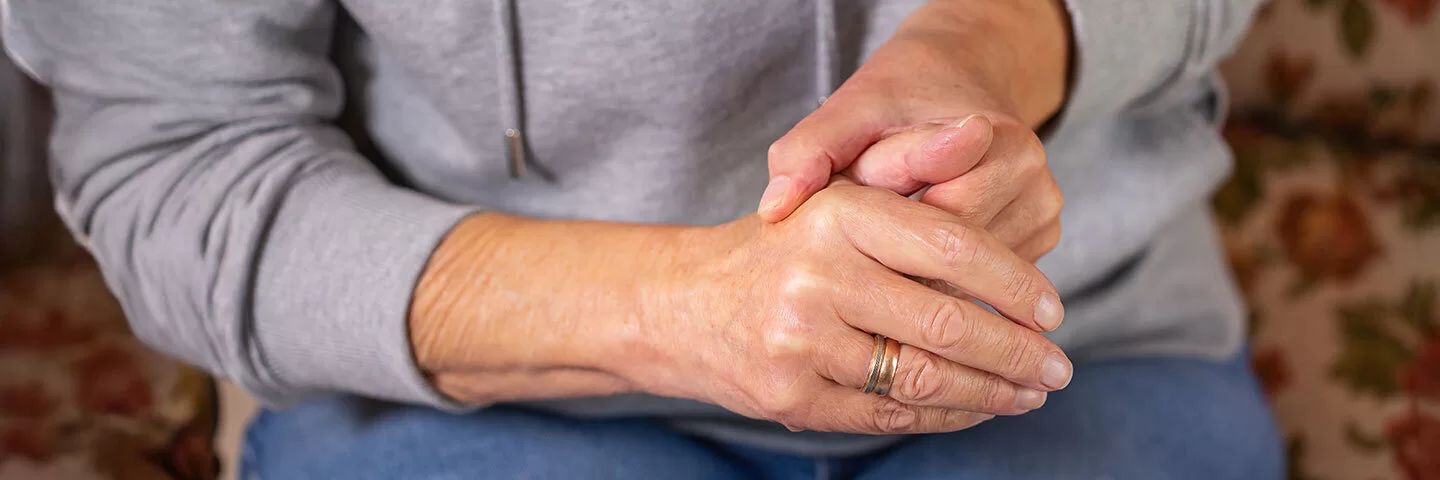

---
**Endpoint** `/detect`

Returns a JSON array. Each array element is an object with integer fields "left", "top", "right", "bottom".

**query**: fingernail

[
  {"left": 758, "top": 176, "right": 791, "bottom": 214},
  {"left": 1041, "top": 352, "right": 1073, "bottom": 390},
  {"left": 1014, "top": 388, "right": 1048, "bottom": 411},
  {"left": 1035, "top": 292, "right": 1065, "bottom": 331},
  {"left": 949, "top": 114, "right": 985, "bottom": 130}
]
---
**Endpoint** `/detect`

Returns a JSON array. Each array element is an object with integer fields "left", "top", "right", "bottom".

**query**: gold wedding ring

[{"left": 863, "top": 334, "right": 903, "bottom": 396}]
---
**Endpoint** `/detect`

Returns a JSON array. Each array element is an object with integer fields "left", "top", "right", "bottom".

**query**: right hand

[{"left": 624, "top": 178, "right": 1074, "bottom": 434}]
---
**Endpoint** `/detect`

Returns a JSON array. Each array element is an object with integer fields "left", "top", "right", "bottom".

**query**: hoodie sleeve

[
  {"left": 1051, "top": 0, "right": 1265, "bottom": 133},
  {"left": 1, "top": 0, "right": 477, "bottom": 409}
]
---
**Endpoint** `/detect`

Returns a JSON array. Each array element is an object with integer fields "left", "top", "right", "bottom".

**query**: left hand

[{"left": 758, "top": 0, "right": 1071, "bottom": 264}]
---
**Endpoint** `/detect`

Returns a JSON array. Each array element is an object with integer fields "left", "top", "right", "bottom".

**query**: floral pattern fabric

[
  {"left": 1220, "top": 1, "right": 1438, "bottom": 478},
  {"left": 1219, "top": 123, "right": 1439, "bottom": 480},
  {"left": 0, "top": 247, "right": 220, "bottom": 480}
]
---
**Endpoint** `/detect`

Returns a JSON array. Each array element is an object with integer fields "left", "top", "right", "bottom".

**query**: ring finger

[
  {"left": 833, "top": 268, "right": 1073, "bottom": 389},
  {"left": 815, "top": 328, "right": 1049, "bottom": 415}
]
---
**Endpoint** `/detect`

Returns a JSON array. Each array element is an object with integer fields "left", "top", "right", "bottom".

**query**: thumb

[
  {"left": 758, "top": 106, "right": 884, "bottom": 223},
  {"left": 906, "top": 114, "right": 993, "bottom": 185},
  {"left": 840, "top": 114, "right": 994, "bottom": 198}
]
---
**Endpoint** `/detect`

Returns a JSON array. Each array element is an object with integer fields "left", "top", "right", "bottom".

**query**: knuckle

[
  {"left": 757, "top": 388, "right": 806, "bottom": 424},
  {"left": 996, "top": 331, "right": 1044, "bottom": 379},
  {"left": 775, "top": 263, "right": 827, "bottom": 303},
  {"left": 951, "top": 203, "right": 987, "bottom": 223},
  {"left": 1048, "top": 180, "right": 1066, "bottom": 208},
  {"left": 760, "top": 321, "right": 812, "bottom": 362},
  {"left": 1012, "top": 134, "right": 1050, "bottom": 178},
  {"left": 950, "top": 410, "right": 994, "bottom": 431},
  {"left": 895, "top": 352, "right": 946, "bottom": 404},
  {"left": 1003, "top": 270, "right": 1040, "bottom": 307},
  {"left": 768, "top": 137, "right": 837, "bottom": 171},
  {"left": 1039, "top": 183, "right": 1065, "bottom": 220},
  {"left": 1020, "top": 131, "right": 1047, "bottom": 162},
  {"left": 1039, "top": 198, "right": 1064, "bottom": 224},
  {"left": 1017, "top": 153, "right": 1045, "bottom": 176},
  {"left": 871, "top": 401, "right": 918, "bottom": 434},
  {"left": 918, "top": 299, "right": 970, "bottom": 353},
  {"left": 791, "top": 191, "right": 848, "bottom": 234},
  {"left": 936, "top": 223, "right": 981, "bottom": 269},
  {"left": 930, "top": 191, "right": 985, "bottom": 222},
  {"left": 1039, "top": 223, "right": 1062, "bottom": 253},
  {"left": 770, "top": 409, "right": 802, "bottom": 429},
  {"left": 973, "top": 376, "right": 1016, "bottom": 413},
  {"left": 758, "top": 316, "right": 816, "bottom": 364},
  {"left": 939, "top": 409, "right": 978, "bottom": 432},
  {"left": 804, "top": 198, "right": 845, "bottom": 232},
  {"left": 766, "top": 138, "right": 794, "bottom": 160}
]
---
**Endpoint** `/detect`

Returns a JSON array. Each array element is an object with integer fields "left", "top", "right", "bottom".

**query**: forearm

[
  {"left": 893, "top": 0, "right": 1072, "bottom": 128},
  {"left": 409, "top": 212, "right": 701, "bottom": 404}
]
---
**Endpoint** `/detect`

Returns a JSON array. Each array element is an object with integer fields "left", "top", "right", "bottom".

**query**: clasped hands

[{"left": 653, "top": 1, "right": 1074, "bottom": 434}]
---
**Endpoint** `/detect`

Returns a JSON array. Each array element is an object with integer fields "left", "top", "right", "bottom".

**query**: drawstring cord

[
  {"left": 814, "top": 0, "right": 838, "bottom": 106},
  {"left": 492, "top": 0, "right": 526, "bottom": 178}
]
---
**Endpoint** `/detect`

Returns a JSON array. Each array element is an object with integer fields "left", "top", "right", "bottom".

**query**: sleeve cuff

[{"left": 244, "top": 161, "right": 480, "bottom": 411}]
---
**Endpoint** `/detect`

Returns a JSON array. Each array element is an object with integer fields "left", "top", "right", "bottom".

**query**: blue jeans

[{"left": 242, "top": 353, "right": 1283, "bottom": 480}]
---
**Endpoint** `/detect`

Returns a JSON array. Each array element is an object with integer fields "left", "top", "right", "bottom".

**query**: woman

[{"left": 3, "top": 0, "right": 1283, "bottom": 477}]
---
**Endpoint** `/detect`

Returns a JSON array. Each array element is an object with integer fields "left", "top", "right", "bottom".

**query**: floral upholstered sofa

[
  {"left": 1, "top": 1, "right": 1438, "bottom": 478},
  {"left": 1218, "top": 0, "right": 1439, "bottom": 478}
]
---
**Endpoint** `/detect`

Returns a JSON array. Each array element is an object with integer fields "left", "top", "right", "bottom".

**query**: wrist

[
  {"left": 895, "top": 0, "right": 1071, "bottom": 128},
  {"left": 408, "top": 212, "right": 520, "bottom": 375},
  {"left": 611, "top": 216, "right": 759, "bottom": 398},
  {"left": 408, "top": 212, "right": 701, "bottom": 390}
]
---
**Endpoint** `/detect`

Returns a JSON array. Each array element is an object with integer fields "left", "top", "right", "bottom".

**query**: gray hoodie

[{"left": 2, "top": 0, "right": 1260, "bottom": 454}]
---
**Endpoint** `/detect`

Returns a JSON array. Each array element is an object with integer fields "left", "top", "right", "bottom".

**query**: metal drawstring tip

[{"left": 505, "top": 128, "right": 526, "bottom": 179}]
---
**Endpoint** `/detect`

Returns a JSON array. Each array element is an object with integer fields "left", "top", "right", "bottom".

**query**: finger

[
  {"left": 919, "top": 124, "right": 1045, "bottom": 226},
  {"left": 760, "top": 104, "right": 888, "bottom": 223},
  {"left": 838, "top": 195, "right": 1065, "bottom": 332},
  {"left": 832, "top": 271, "right": 1073, "bottom": 390},
  {"left": 817, "top": 330, "right": 1048, "bottom": 415},
  {"left": 787, "top": 382, "right": 994, "bottom": 434},
  {"left": 841, "top": 128, "right": 933, "bottom": 195},
  {"left": 1011, "top": 221, "right": 1063, "bottom": 263},
  {"left": 843, "top": 115, "right": 992, "bottom": 195},
  {"left": 984, "top": 176, "right": 1064, "bottom": 249},
  {"left": 908, "top": 114, "right": 993, "bottom": 184}
]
